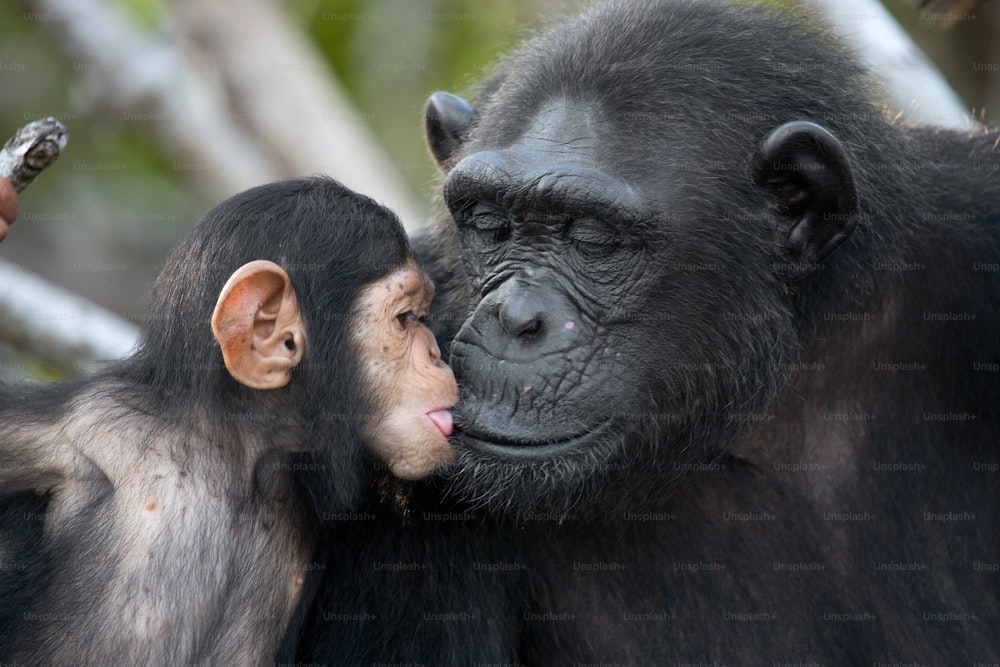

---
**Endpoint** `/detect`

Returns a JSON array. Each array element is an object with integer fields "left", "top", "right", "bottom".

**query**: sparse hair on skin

[{"left": 0, "top": 176, "right": 456, "bottom": 664}]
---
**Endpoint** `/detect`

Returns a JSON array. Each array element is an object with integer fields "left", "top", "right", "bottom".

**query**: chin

[
  {"left": 389, "top": 432, "right": 457, "bottom": 481},
  {"left": 441, "top": 427, "right": 627, "bottom": 520}
]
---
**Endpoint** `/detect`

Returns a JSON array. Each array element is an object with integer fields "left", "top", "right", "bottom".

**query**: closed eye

[{"left": 567, "top": 218, "right": 623, "bottom": 258}]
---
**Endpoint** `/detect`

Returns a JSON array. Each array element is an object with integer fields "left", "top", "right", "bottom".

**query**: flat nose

[
  {"left": 489, "top": 274, "right": 581, "bottom": 355},
  {"left": 454, "top": 272, "right": 583, "bottom": 363},
  {"left": 499, "top": 292, "right": 544, "bottom": 340}
]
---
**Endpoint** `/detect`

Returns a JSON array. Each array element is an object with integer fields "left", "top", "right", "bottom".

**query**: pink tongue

[{"left": 426, "top": 409, "right": 454, "bottom": 437}]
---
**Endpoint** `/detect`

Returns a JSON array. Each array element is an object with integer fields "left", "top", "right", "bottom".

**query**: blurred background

[{"left": 0, "top": 0, "right": 998, "bottom": 374}]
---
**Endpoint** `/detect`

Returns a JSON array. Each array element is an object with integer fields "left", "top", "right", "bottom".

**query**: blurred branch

[
  {"left": 0, "top": 118, "right": 133, "bottom": 376},
  {"left": 175, "top": 0, "right": 424, "bottom": 227},
  {"left": 0, "top": 259, "right": 139, "bottom": 374},
  {"left": 908, "top": 0, "right": 984, "bottom": 28},
  {"left": 804, "top": 0, "right": 976, "bottom": 129},
  {"left": 21, "top": 0, "right": 281, "bottom": 199},
  {"left": 20, "top": 0, "right": 423, "bottom": 228}
]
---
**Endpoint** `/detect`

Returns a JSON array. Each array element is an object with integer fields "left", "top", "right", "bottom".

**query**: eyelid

[
  {"left": 571, "top": 217, "right": 619, "bottom": 238},
  {"left": 396, "top": 310, "right": 427, "bottom": 327}
]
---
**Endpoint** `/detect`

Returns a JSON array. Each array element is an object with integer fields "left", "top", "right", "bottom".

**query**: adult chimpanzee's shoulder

[
  {"left": 899, "top": 125, "right": 1000, "bottom": 233},
  {"left": 904, "top": 124, "right": 1000, "bottom": 164}
]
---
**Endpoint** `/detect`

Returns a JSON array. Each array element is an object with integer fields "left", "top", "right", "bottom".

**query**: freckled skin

[
  {"left": 354, "top": 261, "right": 459, "bottom": 479},
  {"left": 0, "top": 177, "right": 462, "bottom": 664}
]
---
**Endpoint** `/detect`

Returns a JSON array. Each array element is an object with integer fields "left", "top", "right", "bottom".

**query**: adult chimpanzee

[
  {"left": 0, "top": 176, "right": 457, "bottom": 664},
  {"left": 295, "top": 0, "right": 1000, "bottom": 663}
]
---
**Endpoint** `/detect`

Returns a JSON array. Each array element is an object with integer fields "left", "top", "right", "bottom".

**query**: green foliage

[{"left": 107, "top": 0, "right": 167, "bottom": 33}]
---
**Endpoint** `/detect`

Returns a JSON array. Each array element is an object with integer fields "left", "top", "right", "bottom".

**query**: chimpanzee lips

[{"left": 455, "top": 420, "right": 611, "bottom": 459}]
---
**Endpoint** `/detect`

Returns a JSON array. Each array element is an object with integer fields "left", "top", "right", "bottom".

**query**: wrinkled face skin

[
  {"left": 446, "top": 103, "right": 651, "bottom": 442},
  {"left": 440, "top": 99, "right": 795, "bottom": 514},
  {"left": 354, "top": 261, "right": 459, "bottom": 480},
  {"left": 443, "top": 102, "right": 658, "bottom": 510}
]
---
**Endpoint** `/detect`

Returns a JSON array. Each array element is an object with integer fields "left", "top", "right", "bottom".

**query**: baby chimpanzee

[{"left": 0, "top": 176, "right": 456, "bottom": 665}]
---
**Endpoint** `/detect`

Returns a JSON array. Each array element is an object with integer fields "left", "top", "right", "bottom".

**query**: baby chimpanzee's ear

[{"left": 211, "top": 260, "right": 306, "bottom": 389}]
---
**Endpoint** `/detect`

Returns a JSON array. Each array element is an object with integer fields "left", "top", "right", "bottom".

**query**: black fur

[
  {"left": 128, "top": 176, "right": 410, "bottom": 514},
  {"left": 298, "top": 0, "right": 1000, "bottom": 662},
  {"left": 0, "top": 177, "right": 413, "bottom": 662}
]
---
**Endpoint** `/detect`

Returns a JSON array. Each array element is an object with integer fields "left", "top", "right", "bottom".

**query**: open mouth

[{"left": 455, "top": 420, "right": 611, "bottom": 459}]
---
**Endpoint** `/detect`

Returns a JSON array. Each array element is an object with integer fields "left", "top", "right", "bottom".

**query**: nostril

[
  {"left": 517, "top": 319, "right": 542, "bottom": 341},
  {"left": 498, "top": 295, "right": 546, "bottom": 341}
]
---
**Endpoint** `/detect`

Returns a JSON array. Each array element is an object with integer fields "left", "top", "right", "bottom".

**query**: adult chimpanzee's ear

[
  {"left": 211, "top": 260, "right": 306, "bottom": 390},
  {"left": 752, "top": 121, "right": 859, "bottom": 274},
  {"left": 425, "top": 92, "right": 476, "bottom": 168}
]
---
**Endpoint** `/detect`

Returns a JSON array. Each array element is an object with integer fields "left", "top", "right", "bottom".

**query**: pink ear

[{"left": 211, "top": 260, "right": 306, "bottom": 389}]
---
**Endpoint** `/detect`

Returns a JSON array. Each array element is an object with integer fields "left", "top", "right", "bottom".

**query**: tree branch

[
  {"left": 20, "top": 0, "right": 423, "bottom": 226},
  {"left": 0, "top": 259, "right": 139, "bottom": 375},
  {"left": 0, "top": 117, "right": 139, "bottom": 374},
  {"left": 804, "top": 0, "right": 976, "bottom": 129}
]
